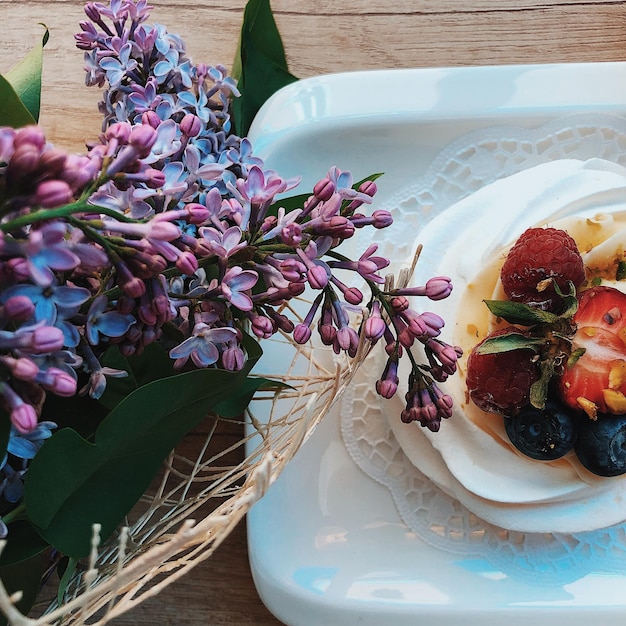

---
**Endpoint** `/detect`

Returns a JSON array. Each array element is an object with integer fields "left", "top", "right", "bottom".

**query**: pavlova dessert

[{"left": 385, "top": 157, "right": 626, "bottom": 533}]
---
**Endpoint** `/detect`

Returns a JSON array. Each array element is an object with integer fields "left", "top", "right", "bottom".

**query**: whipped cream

[{"left": 384, "top": 158, "right": 626, "bottom": 533}]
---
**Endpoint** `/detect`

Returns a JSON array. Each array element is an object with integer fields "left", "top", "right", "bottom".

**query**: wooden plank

[
  {"left": 3, "top": 2, "right": 625, "bottom": 151},
  {"left": 3, "top": 1, "right": 626, "bottom": 624}
]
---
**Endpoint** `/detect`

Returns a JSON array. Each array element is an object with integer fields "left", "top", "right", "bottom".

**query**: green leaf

[
  {"left": 232, "top": 0, "right": 298, "bottom": 137},
  {"left": 530, "top": 358, "right": 556, "bottom": 409},
  {"left": 26, "top": 370, "right": 248, "bottom": 556},
  {"left": 476, "top": 332, "right": 545, "bottom": 355},
  {"left": 617, "top": 260, "right": 626, "bottom": 281},
  {"left": 484, "top": 299, "right": 559, "bottom": 326},
  {"left": 567, "top": 347, "right": 586, "bottom": 368},
  {"left": 4, "top": 25, "right": 48, "bottom": 123},
  {"left": 42, "top": 385, "right": 108, "bottom": 440},
  {"left": 25, "top": 340, "right": 263, "bottom": 557},
  {"left": 57, "top": 557, "right": 78, "bottom": 606},
  {"left": 0, "top": 520, "right": 48, "bottom": 567},
  {"left": 0, "top": 553, "right": 43, "bottom": 625},
  {"left": 552, "top": 280, "right": 578, "bottom": 319},
  {"left": 98, "top": 343, "right": 177, "bottom": 411},
  {"left": 0, "top": 75, "right": 36, "bottom": 128},
  {"left": 213, "top": 376, "right": 287, "bottom": 418}
]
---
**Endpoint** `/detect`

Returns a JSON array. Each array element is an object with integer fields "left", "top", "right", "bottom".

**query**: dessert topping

[
  {"left": 500, "top": 226, "right": 585, "bottom": 313},
  {"left": 559, "top": 285, "right": 626, "bottom": 418}
]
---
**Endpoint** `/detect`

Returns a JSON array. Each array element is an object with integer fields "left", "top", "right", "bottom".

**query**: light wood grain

[{"left": 3, "top": 1, "right": 626, "bottom": 624}]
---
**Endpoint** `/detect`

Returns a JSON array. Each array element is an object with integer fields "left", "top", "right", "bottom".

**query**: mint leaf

[
  {"left": 475, "top": 332, "right": 545, "bottom": 355},
  {"left": 484, "top": 299, "right": 559, "bottom": 326},
  {"left": 530, "top": 358, "right": 555, "bottom": 409}
]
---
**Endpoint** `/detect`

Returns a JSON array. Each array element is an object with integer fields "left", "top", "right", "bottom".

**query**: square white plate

[{"left": 246, "top": 62, "right": 626, "bottom": 626}]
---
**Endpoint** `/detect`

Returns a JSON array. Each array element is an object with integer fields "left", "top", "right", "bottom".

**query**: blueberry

[
  {"left": 575, "top": 414, "right": 626, "bottom": 477},
  {"left": 504, "top": 400, "right": 578, "bottom": 460}
]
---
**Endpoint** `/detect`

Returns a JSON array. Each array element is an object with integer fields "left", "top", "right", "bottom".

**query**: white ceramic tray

[{"left": 245, "top": 62, "right": 626, "bottom": 626}]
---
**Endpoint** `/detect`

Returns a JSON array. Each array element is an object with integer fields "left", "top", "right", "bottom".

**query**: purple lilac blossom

[{"left": 0, "top": 0, "right": 460, "bottom": 525}]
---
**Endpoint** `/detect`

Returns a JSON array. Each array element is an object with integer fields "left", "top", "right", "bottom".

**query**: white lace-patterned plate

[{"left": 246, "top": 63, "right": 626, "bottom": 626}]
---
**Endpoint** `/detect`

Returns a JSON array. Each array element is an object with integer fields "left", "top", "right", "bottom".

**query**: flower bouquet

[{"left": 0, "top": 1, "right": 461, "bottom": 623}]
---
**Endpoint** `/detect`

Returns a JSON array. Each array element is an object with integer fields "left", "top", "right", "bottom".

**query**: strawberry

[
  {"left": 559, "top": 285, "right": 626, "bottom": 418},
  {"left": 500, "top": 227, "right": 585, "bottom": 313}
]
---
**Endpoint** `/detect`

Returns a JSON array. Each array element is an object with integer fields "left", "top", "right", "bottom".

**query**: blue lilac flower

[{"left": 85, "top": 295, "right": 136, "bottom": 345}]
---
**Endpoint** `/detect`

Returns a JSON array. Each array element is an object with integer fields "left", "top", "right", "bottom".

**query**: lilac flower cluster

[{"left": 0, "top": 0, "right": 461, "bottom": 518}]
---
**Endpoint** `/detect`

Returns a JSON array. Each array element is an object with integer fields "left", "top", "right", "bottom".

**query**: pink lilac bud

[
  {"left": 425, "top": 276, "right": 453, "bottom": 300},
  {"left": 363, "top": 302, "right": 386, "bottom": 341},
  {"left": 129, "top": 124, "right": 158, "bottom": 157},
  {"left": 426, "top": 339, "right": 462, "bottom": 374},
  {"left": 432, "top": 383, "right": 454, "bottom": 419},
  {"left": 260, "top": 215, "right": 277, "bottom": 234},
  {"left": 38, "top": 147, "right": 67, "bottom": 176},
  {"left": 36, "top": 367, "right": 77, "bottom": 397},
  {"left": 119, "top": 342, "right": 137, "bottom": 357},
  {"left": 293, "top": 323, "right": 312, "bottom": 344},
  {"left": 14, "top": 125, "right": 46, "bottom": 150},
  {"left": 397, "top": 328, "right": 415, "bottom": 348},
  {"left": 359, "top": 180, "right": 378, "bottom": 197},
  {"left": 319, "top": 215, "right": 354, "bottom": 239},
  {"left": 391, "top": 296, "right": 409, "bottom": 312},
  {"left": 376, "top": 357, "right": 399, "bottom": 399},
  {"left": 350, "top": 210, "right": 393, "bottom": 229},
  {"left": 336, "top": 325, "right": 359, "bottom": 352},
  {"left": 222, "top": 345, "right": 245, "bottom": 371},
  {"left": 141, "top": 168, "right": 167, "bottom": 189},
  {"left": 318, "top": 322, "right": 336, "bottom": 345},
  {"left": 116, "top": 262, "right": 147, "bottom": 298},
  {"left": 34, "top": 179, "right": 73, "bottom": 208},
  {"left": 371, "top": 210, "right": 393, "bottom": 229},
  {"left": 313, "top": 177, "right": 335, "bottom": 201},
  {"left": 343, "top": 287, "right": 363, "bottom": 305},
  {"left": 176, "top": 250, "right": 198, "bottom": 275},
  {"left": 250, "top": 314, "right": 274, "bottom": 339},
  {"left": 6, "top": 258, "right": 31, "bottom": 282},
  {"left": 64, "top": 153, "right": 99, "bottom": 189},
  {"left": 0, "top": 355, "right": 39, "bottom": 380},
  {"left": 9, "top": 144, "right": 41, "bottom": 177},
  {"left": 307, "top": 264, "right": 329, "bottom": 290},
  {"left": 185, "top": 203, "right": 211, "bottom": 224},
  {"left": 180, "top": 113, "right": 202, "bottom": 137},
  {"left": 84, "top": 2, "right": 102, "bottom": 21},
  {"left": 3, "top": 295, "right": 35, "bottom": 320},
  {"left": 402, "top": 310, "right": 444, "bottom": 339},
  {"left": 280, "top": 258, "right": 306, "bottom": 282},
  {"left": 142, "top": 110, "right": 162, "bottom": 129},
  {"left": 384, "top": 327, "right": 402, "bottom": 356},
  {"left": 266, "top": 310, "right": 294, "bottom": 333},
  {"left": 106, "top": 121, "right": 132, "bottom": 145},
  {"left": 376, "top": 378, "right": 398, "bottom": 399},
  {"left": 31, "top": 326, "right": 65, "bottom": 353},
  {"left": 12, "top": 402, "right": 38, "bottom": 434}
]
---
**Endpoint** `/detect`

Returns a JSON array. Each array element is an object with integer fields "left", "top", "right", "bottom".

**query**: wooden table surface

[{"left": 2, "top": 1, "right": 626, "bottom": 624}]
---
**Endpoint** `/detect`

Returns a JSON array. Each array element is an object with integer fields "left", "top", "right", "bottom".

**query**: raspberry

[
  {"left": 466, "top": 327, "right": 539, "bottom": 416},
  {"left": 500, "top": 227, "right": 585, "bottom": 312}
]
